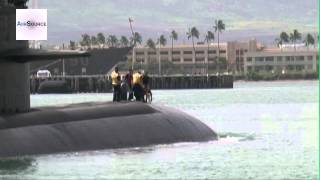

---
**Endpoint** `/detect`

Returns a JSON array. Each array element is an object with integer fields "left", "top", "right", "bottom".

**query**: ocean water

[{"left": 0, "top": 80, "right": 318, "bottom": 179}]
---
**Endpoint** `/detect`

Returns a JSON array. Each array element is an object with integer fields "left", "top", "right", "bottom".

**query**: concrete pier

[{"left": 30, "top": 75, "right": 233, "bottom": 93}]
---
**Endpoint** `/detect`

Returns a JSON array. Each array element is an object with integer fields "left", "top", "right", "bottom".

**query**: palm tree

[
  {"left": 275, "top": 32, "right": 289, "bottom": 51},
  {"left": 157, "top": 35, "right": 167, "bottom": 75},
  {"left": 107, "top": 35, "right": 118, "bottom": 48},
  {"left": 214, "top": 19, "right": 225, "bottom": 73},
  {"left": 120, "top": 36, "right": 129, "bottom": 47},
  {"left": 290, "top": 29, "right": 301, "bottom": 51},
  {"left": 146, "top": 39, "right": 156, "bottom": 73},
  {"left": 129, "top": 32, "right": 142, "bottom": 70},
  {"left": 80, "top": 34, "right": 91, "bottom": 49},
  {"left": 280, "top": 32, "right": 289, "bottom": 43},
  {"left": 304, "top": 33, "right": 315, "bottom": 50},
  {"left": 205, "top": 31, "right": 215, "bottom": 74},
  {"left": 186, "top": 27, "right": 200, "bottom": 62},
  {"left": 91, "top": 36, "right": 98, "bottom": 48},
  {"left": 130, "top": 32, "right": 142, "bottom": 46},
  {"left": 170, "top": 30, "right": 178, "bottom": 61},
  {"left": 97, "top": 33, "right": 106, "bottom": 48}
]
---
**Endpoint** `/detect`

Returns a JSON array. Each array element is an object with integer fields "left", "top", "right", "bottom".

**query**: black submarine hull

[{"left": 0, "top": 102, "right": 217, "bottom": 157}]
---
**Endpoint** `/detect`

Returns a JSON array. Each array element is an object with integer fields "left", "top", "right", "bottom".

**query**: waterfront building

[
  {"left": 243, "top": 49, "right": 318, "bottom": 75},
  {"left": 128, "top": 39, "right": 318, "bottom": 76},
  {"left": 127, "top": 40, "right": 260, "bottom": 74}
]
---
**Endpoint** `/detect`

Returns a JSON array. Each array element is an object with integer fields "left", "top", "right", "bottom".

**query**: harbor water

[{"left": 0, "top": 80, "right": 318, "bottom": 179}]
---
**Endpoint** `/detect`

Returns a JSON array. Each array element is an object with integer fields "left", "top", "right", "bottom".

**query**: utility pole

[
  {"left": 129, "top": 17, "right": 135, "bottom": 70},
  {"left": 158, "top": 35, "right": 161, "bottom": 76}
]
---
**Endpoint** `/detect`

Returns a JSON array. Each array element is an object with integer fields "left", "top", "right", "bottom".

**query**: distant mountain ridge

[{"left": 28, "top": 0, "right": 318, "bottom": 44}]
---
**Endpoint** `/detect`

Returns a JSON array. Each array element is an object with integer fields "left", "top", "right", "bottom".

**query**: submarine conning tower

[
  {"left": 0, "top": 0, "right": 29, "bottom": 113},
  {"left": 0, "top": 0, "right": 90, "bottom": 113}
]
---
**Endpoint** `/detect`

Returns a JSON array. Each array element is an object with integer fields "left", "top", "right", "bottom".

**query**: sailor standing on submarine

[{"left": 111, "top": 67, "right": 121, "bottom": 102}]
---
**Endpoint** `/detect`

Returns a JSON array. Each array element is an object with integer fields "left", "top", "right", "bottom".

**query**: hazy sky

[{"left": 29, "top": 0, "right": 318, "bottom": 43}]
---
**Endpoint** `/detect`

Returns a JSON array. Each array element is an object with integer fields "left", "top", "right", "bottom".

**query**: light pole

[
  {"left": 129, "top": 17, "right": 135, "bottom": 70},
  {"left": 157, "top": 34, "right": 161, "bottom": 76}
]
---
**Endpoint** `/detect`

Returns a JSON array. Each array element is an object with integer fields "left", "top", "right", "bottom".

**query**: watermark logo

[{"left": 16, "top": 9, "right": 47, "bottom": 40}]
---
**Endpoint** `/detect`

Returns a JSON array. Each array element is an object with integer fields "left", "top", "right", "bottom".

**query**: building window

[
  {"left": 172, "top": 58, "right": 180, "bottom": 62},
  {"left": 208, "top": 50, "right": 216, "bottom": 54},
  {"left": 290, "top": 56, "right": 295, "bottom": 61},
  {"left": 196, "top": 51, "right": 204, "bottom": 54},
  {"left": 236, "top": 50, "right": 239, "bottom": 55},
  {"left": 277, "top": 56, "right": 282, "bottom": 61},
  {"left": 247, "top": 66, "right": 252, "bottom": 71},
  {"left": 266, "top": 57, "right": 274, "bottom": 62},
  {"left": 244, "top": 49, "right": 248, "bottom": 53},
  {"left": 195, "top": 58, "right": 204, "bottom": 62},
  {"left": 296, "top": 65, "right": 304, "bottom": 71},
  {"left": 236, "top": 57, "right": 240, "bottom": 62},
  {"left": 286, "top": 65, "right": 294, "bottom": 71},
  {"left": 136, "top": 52, "right": 144, "bottom": 55},
  {"left": 307, "top": 56, "right": 313, "bottom": 61},
  {"left": 219, "top": 50, "right": 226, "bottom": 54},
  {"left": 208, "top": 58, "right": 215, "bottom": 62},
  {"left": 286, "top": 56, "right": 291, "bottom": 61},
  {"left": 240, "top": 57, "right": 244, "bottom": 62},
  {"left": 254, "top": 66, "right": 264, "bottom": 71},
  {"left": 265, "top": 65, "right": 274, "bottom": 71},
  {"left": 240, "top": 49, "right": 244, "bottom": 55},
  {"left": 296, "top": 56, "right": 304, "bottom": 61},
  {"left": 172, "top": 51, "right": 180, "bottom": 55},
  {"left": 247, "top": 57, "right": 252, "bottom": 62},
  {"left": 183, "top": 58, "right": 192, "bottom": 62},
  {"left": 308, "top": 65, "right": 313, "bottom": 69},
  {"left": 148, "top": 51, "right": 156, "bottom": 55},
  {"left": 184, "top": 51, "right": 193, "bottom": 54},
  {"left": 136, "top": 58, "right": 144, "bottom": 63},
  {"left": 160, "top": 51, "right": 168, "bottom": 55},
  {"left": 255, "top": 57, "right": 264, "bottom": 62}
]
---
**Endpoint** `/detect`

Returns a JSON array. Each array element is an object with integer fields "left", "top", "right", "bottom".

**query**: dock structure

[{"left": 30, "top": 75, "right": 233, "bottom": 94}]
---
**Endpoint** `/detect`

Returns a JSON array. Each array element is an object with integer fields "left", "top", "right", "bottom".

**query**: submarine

[
  {"left": 0, "top": 0, "right": 217, "bottom": 157},
  {"left": 0, "top": 102, "right": 217, "bottom": 157}
]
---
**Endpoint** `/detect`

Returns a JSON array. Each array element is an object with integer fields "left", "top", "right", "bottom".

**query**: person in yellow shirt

[
  {"left": 132, "top": 71, "right": 144, "bottom": 101},
  {"left": 111, "top": 67, "right": 121, "bottom": 102}
]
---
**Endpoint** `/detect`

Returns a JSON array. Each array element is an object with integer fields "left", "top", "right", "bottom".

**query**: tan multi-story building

[
  {"left": 244, "top": 49, "right": 318, "bottom": 75},
  {"left": 127, "top": 39, "right": 318, "bottom": 75}
]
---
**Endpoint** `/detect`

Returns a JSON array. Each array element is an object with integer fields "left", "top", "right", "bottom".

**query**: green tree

[
  {"left": 157, "top": 35, "right": 167, "bottom": 75},
  {"left": 130, "top": 32, "right": 142, "bottom": 46},
  {"left": 107, "top": 35, "right": 118, "bottom": 48},
  {"left": 186, "top": 27, "right": 200, "bottom": 61},
  {"left": 290, "top": 29, "right": 301, "bottom": 51},
  {"left": 97, "top": 33, "right": 106, "bottom": 48},
  {"left": 304, "top": 33, "right": 315, "bottom": 49},
  {"left": 91, "top": 35, "right": 98, "bottom": 47},
  {"left": 146, "top": 38, "right": 156, "bottom": 73},
  {"left": 146, "top": 38, "right": 156, "bottom": 49},
  {"left": 214, "top": 19, "right": 225, "bottom": 73},
  {"left": 275, "top": 32, "right": 289, "bottom": 51},
  {"left": 205, "top": 31, "right": 215, "bottom": 73},
  {"left": 120, "top": 36, "right": 129, "bottom": 47},
  {"left": 159, "top": 35, "right": 167, "bottom": 47},
  {"left": 170, "top": 30, "right": 178, "bottom": 61},
  {"left": 80, "top": 34, "right": 91, "bottom": 48}
]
